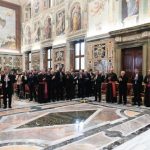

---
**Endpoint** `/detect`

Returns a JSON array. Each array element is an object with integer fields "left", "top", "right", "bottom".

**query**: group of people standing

[{"left": 0, "top": 66, "right": 150, "bottom": 109}]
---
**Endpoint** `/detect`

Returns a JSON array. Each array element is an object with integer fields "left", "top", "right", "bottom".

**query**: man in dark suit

[
  {"left": 1, "top": 66, "right": 15, "bottom": 109},
  {"left": 65, "top": 71, "right": 74, "bottom": 100},
  {"left": 118, "top": 71, "right": 128, "bottom": 105},
  {"left": 84, "top": 71, "right": 91, "bottom": 97},
  {"left": 132, "top": 69, "right": 143, "bottom": 106},
  {"left": 78, "top": 70, "right": 85, "bottom": 99},
  {"left": 94, "top": 71, "right": 104, "bottom": 102},
  {"left": 46, "top": 69, "right": 53, "bottom": 102},
  {"left": 55, "top": 68, "right": 65, "bottom": 101},
  {"left": 27, "top": 70, "right": 38, "bottom": 102}
]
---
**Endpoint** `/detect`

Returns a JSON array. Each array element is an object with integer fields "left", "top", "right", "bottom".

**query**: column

[
  {"left": 143, "top": 42, "right": 148, "bottom": 76},
  {"left": 65, "top": 42, "right": 71, "bottom": 71},
  {"left": 24, "top": 52, "right": 29, "bottom": 71},
  {"left": 114, "top": 44, "right": 121, "bottom": 76},
  {"left": 42, "top": 48, "right": 47, "bottom": 70},
  {"left": 148, "top": 38, "right": 150, "bottom": 70}
]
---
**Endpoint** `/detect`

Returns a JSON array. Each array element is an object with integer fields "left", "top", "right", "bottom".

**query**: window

[
  {"left": 29, "top": 52, "right": 31, "bottom": 70},
  {"left": 75, "top": 41, "right": 85, "bottom": 71},
  {"left": 47, "top": 48, "right": 52, "bottom": 69}
]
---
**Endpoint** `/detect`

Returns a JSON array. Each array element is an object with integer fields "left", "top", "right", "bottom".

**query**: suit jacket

[
  {"left": 132, "top": 74, "right": 143, "bottom": 86},
  {"left": 1, "top": 74, "right": 15, "bottom": 94},
  {"left": 94, "top": 75, "right": 104, "bottom": 88},
  {"left": 118, "top": 75, "right": 128, "bottom": 89}
]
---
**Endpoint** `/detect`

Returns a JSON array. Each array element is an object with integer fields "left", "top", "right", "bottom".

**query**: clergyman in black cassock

[{"left": 106, "top": 68, "right": 118, "bottom": 103}]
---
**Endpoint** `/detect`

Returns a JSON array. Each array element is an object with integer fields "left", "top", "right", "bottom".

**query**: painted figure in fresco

[
  {"left": 26, "top": 26, "right": 31, "bottom": 44},
  {"left": 34, "top": 0, "right": 40, "bottom": 14},
  {"left": 71, "top": 3, "right": 81, "bottom": 32},
  {"left": 34, "top": 22, "right": 41, "bottom": 42},
  {"left": 126, "top": 0, "right": 139, "bottom": 16},
  {"left": 56, "top": 51, "right": 63, "bottom": 61},
  {"left": 0, "top": 17, "right": 6, "bottom": 28},
  {"left": 56, "top": 11, "right": 65, "bottom": 36},
  {"left": 90, "top": 0, "right": 105, "bottom": 16},
  {"left": 55, "top": 0, "right": 64, "bottom": 5},
  {"left": 44, "top": 17, "right": 51, "bottom": 39}
]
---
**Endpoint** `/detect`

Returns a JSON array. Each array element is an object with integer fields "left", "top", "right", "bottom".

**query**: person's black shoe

[
  {"left": 3, "top": 106, "right": 7, "bottom": 109},
  {"left": 9, "top": 106, "right": 12, "bottom": 108}
]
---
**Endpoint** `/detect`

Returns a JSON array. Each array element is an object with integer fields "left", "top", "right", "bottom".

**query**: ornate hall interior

[{"left": 0, "top": 0, "right": 150, "bottom": 150}]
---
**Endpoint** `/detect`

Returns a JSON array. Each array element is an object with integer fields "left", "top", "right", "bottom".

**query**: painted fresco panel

[{"left": 0, "top": 6, "right": 16, "bottom": 49}]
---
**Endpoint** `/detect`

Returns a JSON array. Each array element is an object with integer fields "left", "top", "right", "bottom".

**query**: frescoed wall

[
  {"left": 0, "top": 55, "right": 22, "bottom": 70},
  {"left": 31, "top": 52, "right": 40, "bottom": 69},
  {"left": 70, "top": 2, "right": 81, "bottom": 32},
  {"left": 56, "top": 10, "right": 65, "bottom": 36},
  {"left": 53, "top": 47, "right": 65, "bottom": 70},
  {"left": 88, "top": 0, "right": 109, "bottom": 35},
  {"left": 0, "top": 6, "right": 16, "bottom": 49},
  {"left": 86, "top": 39, "right": 114, "bottom": 73},
  {"left": 43, "top": 16, "right": 52, "bottom": 40},
  {"left": 122, "top": 0, "right": 139, "bottom": 25},
  {"left": 21, "top": 0, "right": 150, "bottom": 71}
]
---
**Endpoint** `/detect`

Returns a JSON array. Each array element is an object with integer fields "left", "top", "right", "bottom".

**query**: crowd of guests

[{"left": 0, "top": 66, "right": 150, "bottom": 109}]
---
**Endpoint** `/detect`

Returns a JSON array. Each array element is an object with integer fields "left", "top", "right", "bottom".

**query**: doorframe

[
  {"left": 114, "top": 39, "right": 148, "bottom": 76},
  {"left": 121, "top": 46, "right": 143, "bottom": 79}
]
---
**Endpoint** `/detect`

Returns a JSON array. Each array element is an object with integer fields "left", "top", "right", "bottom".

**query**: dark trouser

[
  {"left": 29, "top": 85, "right": 37, "bottom": 101},
  {"left": 78, "top": 85, "right": 85, "bottom": 99},
  {"left": 17, "top": 84, "right": 20, "bottom": 96},
  {"left": 22, "top": 84, "right": 26, "bottom": 98},
  {"left": 133, "top": 86, "right": 141, "bottom": 106},
  {"left": 66, "top": 86, "right": 73, "bottom": 100},
  {"left": 51, "top": 86, "right": 56, "bottom": 101},
  {"left": 106, "top": 83, "right": 113, "bottom": 103},
  {"left": 56, "top": 82, "right": 64, "bottom": 100},
  {"left": 3, "top": 88, "right": 12, "bottom": 108},
  {"left": 119, "top": 88, "right": 127, "bottom": 104},
  {"left": 47, "top": 85, "right": 52, "bottom": 101},
  {"left": 85, "top": 83, "right": 90, "bottom": 97},
  {"left": 38, "top": 84, "right": 47, "bottom": 103},
  {"left": 94, "top": 86, "right": 101, "bottom": 102}
]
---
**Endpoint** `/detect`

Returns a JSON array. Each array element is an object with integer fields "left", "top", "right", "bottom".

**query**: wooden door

[{"left": 122, "top": 47, "right": 142, "bottom": 80}]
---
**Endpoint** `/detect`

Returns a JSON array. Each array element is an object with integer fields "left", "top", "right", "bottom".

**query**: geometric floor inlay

[
  {"left": 0, "top": 98, "right": 150, "bottom": 150},
  {"left": 18, "top": 110, "right": 96, "bottom": 128}
]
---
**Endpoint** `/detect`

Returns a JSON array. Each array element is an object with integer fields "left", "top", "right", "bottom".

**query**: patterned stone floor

[{"left": 0, "top": 97, "right": 150, "bottom": 150}]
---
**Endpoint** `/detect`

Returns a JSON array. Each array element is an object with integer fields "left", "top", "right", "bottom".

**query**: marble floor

[{"left": 0, "top": 97, "right": 150, "bottom": 150}]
